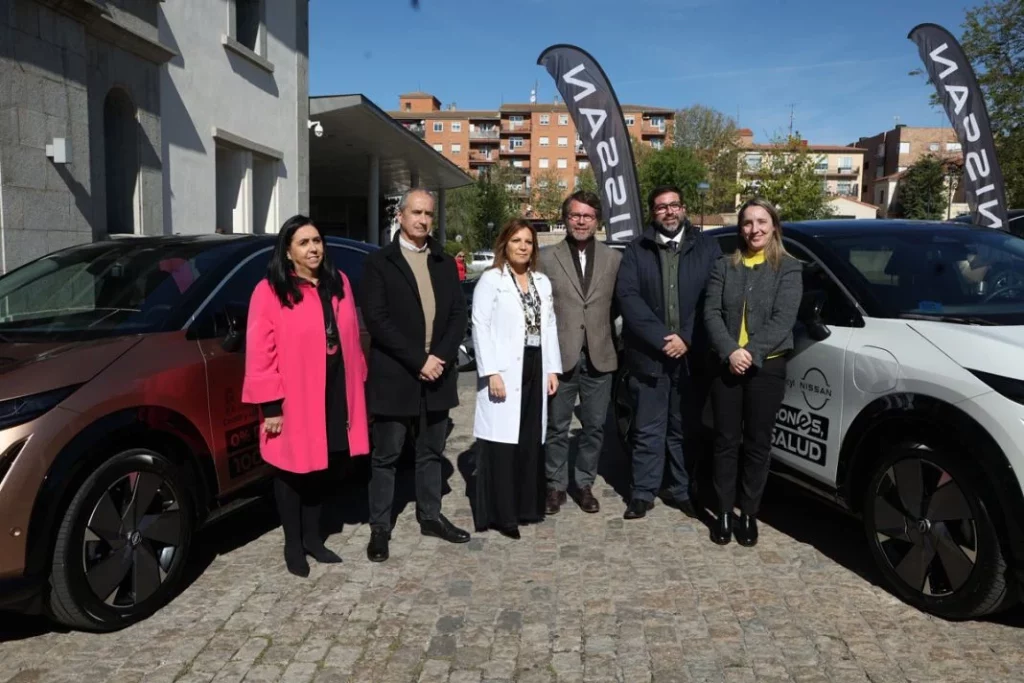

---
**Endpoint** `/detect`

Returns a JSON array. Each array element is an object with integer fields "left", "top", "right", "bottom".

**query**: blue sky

[{"left": 310, "top": 0, "right": 979, "bottom": 146}]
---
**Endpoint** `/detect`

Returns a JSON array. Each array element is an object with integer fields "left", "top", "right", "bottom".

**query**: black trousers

[
  {"left": 274, "top": 468, "right": 330, "bottom": 551},
  {"left": 710, "top": 356, "right": 787, "bottom": 516},
  {"left": 475, "top": 346, "right": 545, "bottom": 530},
  {"left": 368, "top": 403, "right": 448, "bottom": 531}
]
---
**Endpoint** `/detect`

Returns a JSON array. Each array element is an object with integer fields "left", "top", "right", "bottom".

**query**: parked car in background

[
  {"left": 614, "top": 219, "right": 1024, "bottom": 620},
  {"left": 950, "top": 209, "right": 1024, "bottom": 236},
  {"left": 466, "top": 250, "right": 494, "bottom": 274},
  {"left": 0, "top": 234, "right": 377, "bottom": 631}
]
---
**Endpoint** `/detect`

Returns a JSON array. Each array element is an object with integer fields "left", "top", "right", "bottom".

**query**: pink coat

[{"left": 242, "top": 273, "right": 370, "bottom": 473}]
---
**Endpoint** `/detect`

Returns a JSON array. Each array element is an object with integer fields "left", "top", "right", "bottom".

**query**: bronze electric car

[{"left": 0, "top": 234, "right": 376, "bottom": 631}]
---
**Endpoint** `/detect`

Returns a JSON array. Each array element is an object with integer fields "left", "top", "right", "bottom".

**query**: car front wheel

[
  {"left": 48, "top": 448, "right": 194, "bottom": 631},
  {"left": 863, "top": 441, "right": 1015, "bottom": 620}
]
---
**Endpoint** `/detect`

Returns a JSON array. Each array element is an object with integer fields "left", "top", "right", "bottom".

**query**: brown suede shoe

[
  {"left": 576, "top": 486, "right": 600, "bottom": 513},
  {"left": 545, "top": 489, "right": 567, "bottom": 515}
]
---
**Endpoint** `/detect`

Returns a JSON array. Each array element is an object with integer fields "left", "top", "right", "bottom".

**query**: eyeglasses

[
  {"left": 653, "top": 202, "right": 684, "bottom": 214},
  {"left": 567, "top": 212, "right": 598, "bottom": 222}
]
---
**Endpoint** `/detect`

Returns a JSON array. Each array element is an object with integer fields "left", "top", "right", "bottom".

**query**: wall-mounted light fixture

[{"left": 45, "top": 138, "right": 71, "bottom": 164}]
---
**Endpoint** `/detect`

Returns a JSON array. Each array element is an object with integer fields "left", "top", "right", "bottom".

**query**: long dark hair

[{"left": 267, "top": 215, "right": 344, "bottom": 307}]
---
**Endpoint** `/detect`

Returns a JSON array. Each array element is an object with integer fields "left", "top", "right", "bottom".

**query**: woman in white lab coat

[{"left": 471, "top": 218, "right": 562, "bottom": 538}]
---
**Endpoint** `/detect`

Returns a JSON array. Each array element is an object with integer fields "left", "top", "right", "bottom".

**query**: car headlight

[
  {"left": 0, "top": 385, "right": 82, "bottom": 431},
  {"left": 969, "top": 370, "right": 1024, "bottom": 405}
]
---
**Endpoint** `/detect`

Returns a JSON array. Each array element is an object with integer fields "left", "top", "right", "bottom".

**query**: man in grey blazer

[{"left": 538, "top": 191, "right": 622, "bottom": 514}]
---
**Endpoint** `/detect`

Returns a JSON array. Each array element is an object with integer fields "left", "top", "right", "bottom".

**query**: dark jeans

[
  {"left": 711, "top": 356, "right": 787, "bottom": 516},
  {"left": 630, "top": 364, "right": 692, "bottom": 503},
  {"left": 545, "top": 347, "right": 613, "bottom": 492},
  {"left": 368, "top": 405, "right": 448, "bottom": 531}
]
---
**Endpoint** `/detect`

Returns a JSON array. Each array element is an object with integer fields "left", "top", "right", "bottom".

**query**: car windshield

[
  {"left": 819, "top": 228, "right": 1024, "bottom": 325},
  {"left": 0, "top": 241, "right": 235, "bottom": 341}
]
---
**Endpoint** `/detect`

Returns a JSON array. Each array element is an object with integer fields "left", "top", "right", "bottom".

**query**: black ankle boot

[
  {"left": 710, "top": 511, "right": 732, "bottom": 545},
  {"left": 275, "top": 477, "right": 310, "bottom": 577},
  {"left": 735, "top": 514, "right": 758, "bottom": 547}
]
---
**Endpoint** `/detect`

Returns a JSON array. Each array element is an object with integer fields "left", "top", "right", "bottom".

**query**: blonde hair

[{"left": 731, "top": 197, "right": 788, "bottom": 269}]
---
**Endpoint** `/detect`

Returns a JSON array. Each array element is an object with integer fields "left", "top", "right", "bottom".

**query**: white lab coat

[{"left": 472, "top": 265, "right": 562, "bottom": 445}]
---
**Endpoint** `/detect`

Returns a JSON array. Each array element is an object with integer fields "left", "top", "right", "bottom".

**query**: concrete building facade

[
  {"left": 159, "top": 0, "right": 309, "bottom": 236},
  {"left": 0, "top": 0, "right": 174, "bottom": 272}
]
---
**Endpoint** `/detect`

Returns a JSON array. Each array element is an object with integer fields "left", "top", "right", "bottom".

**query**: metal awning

[{"left": 309, "top": 94, "right": 473, "bottom": 197}]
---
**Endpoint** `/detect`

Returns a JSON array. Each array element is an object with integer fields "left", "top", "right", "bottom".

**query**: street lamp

[{"left": 696, "top": 182, "right": 710, "bottom": 231}]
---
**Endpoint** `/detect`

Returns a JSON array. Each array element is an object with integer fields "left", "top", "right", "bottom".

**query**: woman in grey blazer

[{"left": 703, "top": 198, "right": 803, "bottom": 547}]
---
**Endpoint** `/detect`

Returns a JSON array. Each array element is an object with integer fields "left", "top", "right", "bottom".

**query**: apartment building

[
  {"left": 160, "top": 0, "right": 310, "bottom": 236},
  {"left": 851, "top": 125, "right": 966, "bottom": 217},
  {"left": 390, "top": 91, "right": 673, "bottom": 208},
  {"left": 738, "top": 129, "right": 868, "bottom": 207}
]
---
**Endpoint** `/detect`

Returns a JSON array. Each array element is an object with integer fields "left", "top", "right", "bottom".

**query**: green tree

[
  {"left": 575, "top": 165, "right": 598, "bottom": 195},
  {"left": 441, "top": 183, "right": 482, "bottom": 257},
  {"left": 891, "top": 155, "right": 947, "bottom": 220},
  {"left": 476, "top": 163, "right": 523, "bottom": 244},
  {"left": 744, "top": 134, "right": 835, "bottom": 221},
  {"left": 673, "top": 105, "right": 742, "bottom": 212},
  {"left": 636, "top": 145, "right": 708, "bottom": 223},
  {"left": 531, "top": 169, "right": 565, "bottom": 223}
]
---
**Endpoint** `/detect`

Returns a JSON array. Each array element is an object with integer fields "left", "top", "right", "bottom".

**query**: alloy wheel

[
  {"left": 872, "top": 458, "right": 978, "bottom": 597},
  {"left": 81, "top": 471, "right": 184, "bottom": 608}
]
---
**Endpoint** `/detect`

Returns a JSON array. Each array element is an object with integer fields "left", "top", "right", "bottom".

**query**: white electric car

[{"left": 618, "top": 219, "right": 1024, "bottom": 620}]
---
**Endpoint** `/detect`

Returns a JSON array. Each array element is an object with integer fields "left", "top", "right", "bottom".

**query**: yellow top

[{"left": 738, "top": 251, "right": 784, "bottom": 360}]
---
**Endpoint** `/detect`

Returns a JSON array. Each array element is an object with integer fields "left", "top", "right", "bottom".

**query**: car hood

[
  {"left": 909, "top": 321, "right": 1024, "bottom": 380},
  {"left": 0, "top": 336, "right": 142, "bottom": 402}
]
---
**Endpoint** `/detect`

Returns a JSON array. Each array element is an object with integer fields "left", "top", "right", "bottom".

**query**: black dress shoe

[
  {"left": 661, "top": 492, "right": 696, "bottom": 518},
  {"left": 367, "top": 528, "right": 390, "bottom": 562},
  {"left": 576, "top": 487, "right": 600, "bottom": 514},
  {"left": 496, "top": 526, "right": 521, "bottom": 539},
  {"left": 623, "top": 498, "right": 654, "bottom": 520},
  {"left": 734, "top": 513, "right": 758, "bottom": 547},
  {"left": 710, "top": 512, "right": 732, "bottom": 545},
  {"left": 420, "top": 514, "right": 471, "bottom": 543}
]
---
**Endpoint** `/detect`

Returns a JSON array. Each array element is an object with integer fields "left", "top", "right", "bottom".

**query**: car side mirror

[
  {"left": 220, "top": 303, "right": 247, "bottom": 353},
  {"left": 798, "top": 289, "right": 831, "bottom": 341}
]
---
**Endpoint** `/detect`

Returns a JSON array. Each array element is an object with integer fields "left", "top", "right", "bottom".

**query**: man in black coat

[
  {"left": 615, "top": 185, "right": 722, "bottom": 520},
  {"left": 360, "top": 188, "right": 470, "bottom": 561}
]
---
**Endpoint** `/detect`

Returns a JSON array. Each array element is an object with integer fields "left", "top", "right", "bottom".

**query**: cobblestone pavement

[{"left": 3, "top": 374, "right": 1024, "bottom": 683}]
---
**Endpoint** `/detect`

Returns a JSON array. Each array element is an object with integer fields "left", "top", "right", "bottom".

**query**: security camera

[{"left": 308, "top": 120, "right": 323, "bottom": 137}]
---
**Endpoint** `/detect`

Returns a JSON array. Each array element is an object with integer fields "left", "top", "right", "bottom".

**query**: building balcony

[
  {"left": 403, "top": 123, "right": 426, "bottom": 138},
  {"left": 469, "top": 151, "right": 497, "bottom": 163},
  {"left": 832, "top": 166, "right": 860, "bottom": 176},
  {"left": 469, "top": 129, "right": 500, "bottom": 141},
  {"left": 500, "top": 143, "right": 531, "bottom": 155},
  {"left": 641, "top": 123, "right": 668, "bottom": 136},
  {"left": 501, "top": 121, "right": 532, "bottom": 134}
]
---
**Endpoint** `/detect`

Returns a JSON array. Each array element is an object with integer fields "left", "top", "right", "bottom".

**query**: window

[
  {"left": 839, "top": 156, "right": 853, "bottom": 169},
  {"left": 558, "top": 179, "right": 568, "bottom": 189},
  {"left": 511, "top": 137, "right": 524, "bottom": 148},
  {"left": 557, "top": 137, "right": 568, "bottom": 147},
  {"left": 899, "top": 142, "right": 911, "bottom": 154},
  {"left": 198, "top": 249, "right": 273, "bottom": 338},
  {"left": 556, "top": 158, "right": 568, "bottom": 169},
  {"left": 947, "top": 142, "right": 962, "bottom": 152},
  {"left": 512, "top": 160, "right": 525, "bottom": 168},
  {"left": 404, "top": 102, "right": 411, "bottom": 112},
  {"left": 433, "top": 144, "right": 443, "bottom": 152},
  {"left": 539, "top": 137, "right": 550, "bottom": 147},
  {"left": 745, "top": 154, "right": 762, "bottom": 171},
  {"left": 625, "top": 115, "right": 636, "bottom": 126},
  {"left": 433, "top": 122, "right": 443, "bottom": 133},
  {"left": 451, "top": 122, "right": 462, "bottom": 133},
  {"left": 558, "top": 114, "right": 568, "bottom": 125},
  {"left": 538, "top": 158, "right": 550, "bottom": 169},
  {"left": 929, "top": 143, "right": 940, "bottom": 152},
  {"left": 837, "top": 181, "right": 853, "bottom": 196},
  {"left": 539, "top": 114, "right": 550, "bottom": 125},
  {"left": 216, "top": 143, "right": 278, "bottom": 234},
  {"left": 451, "top": 143, "right": 461, "bottom": 154},
  {"left": 578, "top": 160, "right": 589, "bottom": 170},
  {"left": 784, "top": 241, "right": 862, "bottom": 327},
  {"left": 104, "top": 89, "right": 140, "bottom": 235},
  {"left": 234, "top": 0, "right": 262, "bottom": 53},
  {"left": 651, "top": 139, "right": 663, "bottom": 150}
]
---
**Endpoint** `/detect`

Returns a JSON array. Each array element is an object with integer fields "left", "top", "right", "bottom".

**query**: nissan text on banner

[
  {"left": 537, "top": 44, "right": 642, "bottom": 243},
  {"left": 908, "top": 23, "right": 1008, "bottom": 231}
]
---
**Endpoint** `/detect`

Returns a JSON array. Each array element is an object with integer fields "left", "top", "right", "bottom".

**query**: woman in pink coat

[{"left": 242, "top": 215, "right": 370, "bottom": 577}]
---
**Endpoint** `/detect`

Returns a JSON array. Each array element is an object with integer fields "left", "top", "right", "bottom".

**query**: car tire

[
  {"left": 862, "top": 440, "right": 1014, "bottom": 620},
  {"left": 48, "top": 448, "right": 194, "bottom": 631}
]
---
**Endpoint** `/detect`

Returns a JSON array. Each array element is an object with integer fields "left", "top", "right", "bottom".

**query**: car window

[
  {"left": 785, "top": 240, "right": 862, "bottom": 327},
  {"left": 326, "top": 245, "right": 368, "bottom": 301},
  {"left": 197, "top": 250, "right": 272, "bottom": 338},
  {"left": 714, "top": 233, "right": 739, "bottom": 255}
]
